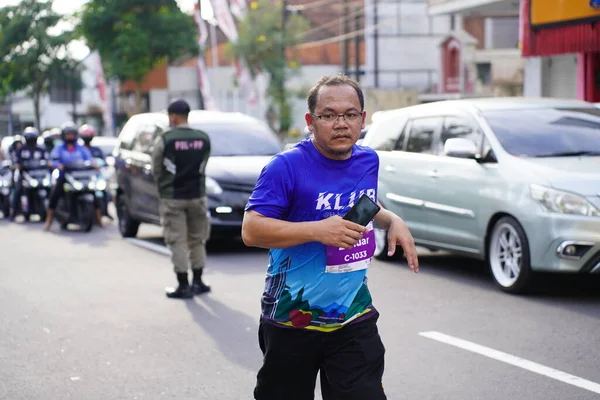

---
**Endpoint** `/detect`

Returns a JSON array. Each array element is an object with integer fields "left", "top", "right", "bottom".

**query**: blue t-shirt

[
  {"left": 245, "top": 138, "right": 380, "bottom": 332},
  {"left": 50, "top": 144, "right": 92, "bottom": 169}
]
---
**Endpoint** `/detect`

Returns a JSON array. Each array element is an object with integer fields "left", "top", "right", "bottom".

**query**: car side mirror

[{"left": 444, "top": 138, "right": 478, "bottom": 159}]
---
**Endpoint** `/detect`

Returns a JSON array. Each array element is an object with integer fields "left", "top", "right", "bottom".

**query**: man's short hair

[
  {"left": 307, "top": 74, "right": 364, "bottom": 114},
  {"left": 167, "top": 99, "right": 191, "bottom": 116}
]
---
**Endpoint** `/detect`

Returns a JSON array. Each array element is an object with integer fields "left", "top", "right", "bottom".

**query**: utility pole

[
  {"left": 110, "top": 79, "right": 117, "bottom": 136},
  {"left": 280, "top": 0, "right": 288, "bottom": 134},
  {"left": 281, "top": 0, "right": 288, "bottom": 88},
  {"left": 7, "top": 92, "right": 14, "bottom": 137},
  {"left": 196, "top": 0, "right": 206, "bottom": 110},
  {"left": 354, "top": 6, "right": 361, "bottom": 82},
  {"left": 71, "top": 68, "right": 77, "bottom": 124},
  {"left": 341, "top": 0, "right": 350, "bottom": 75},
  {"left": 373, "top": 0, "right": 379, "bottom": 87}
]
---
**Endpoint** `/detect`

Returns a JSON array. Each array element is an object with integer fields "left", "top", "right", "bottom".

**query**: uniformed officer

[
  {"left": 151, "top": 99, "right": 212, "bottom": 299},
  {"left": 11, "top": 127, "right": 48, "bottom": 220}
]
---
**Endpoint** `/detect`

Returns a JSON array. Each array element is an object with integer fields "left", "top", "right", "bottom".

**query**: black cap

[{"left": 167, "top": 99, "right": 191, "bottom": 115}]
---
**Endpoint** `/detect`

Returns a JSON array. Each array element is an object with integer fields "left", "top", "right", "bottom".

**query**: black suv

[{"left": 113, "top": 110, "right": 283, "bottom": 239}]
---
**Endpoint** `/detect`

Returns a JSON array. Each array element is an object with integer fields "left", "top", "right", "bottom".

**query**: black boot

[
  {"left": 192, "top": 268, "right": 211, "bottom": 295},
  {"left": 165, "top": 273, "right": 194, "bottom": 299}
]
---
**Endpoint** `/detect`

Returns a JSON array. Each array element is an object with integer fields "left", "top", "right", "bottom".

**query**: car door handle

[
  {"left": 384, "top": 165, "right": 396, "bottom": 173},
  {"left": 428, "top": 170, "right": 439, "bottom": 178}
]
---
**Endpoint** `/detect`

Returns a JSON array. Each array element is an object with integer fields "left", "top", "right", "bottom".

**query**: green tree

[
  {"left": 79, "top": 0, "right": 200, "bottom": 116},
  {"left": 0, "top": 0, "right": 80, "bottom": 128},
  {"left": 227, "top": 0, "right": 308, "bottom": 134}
]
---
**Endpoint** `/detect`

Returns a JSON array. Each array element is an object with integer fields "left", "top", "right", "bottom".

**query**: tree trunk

[
  {"left": 33, "top": 91, "right": 41, "bottom": 130},
  {"left": 133, "top": 83, "right": 143, "bottom": 115},
  {"left": 122, "top": 93, "right": 134, "bottom": 117},
  {"left": 122, "top": 83, "right": 144, "bottom": 118}
]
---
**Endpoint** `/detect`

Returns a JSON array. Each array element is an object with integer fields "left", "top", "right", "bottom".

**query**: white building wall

[
  {"left": 364, "top": 0, "right": 452, "bottom": 91},
  {"left": 149, "top": 89, "right": 169, "bottom": 112},
  {"left": 202, "top": 64, "right": 345, "bottom": 132},
  {"left": 524, "top": 57, "right": 543, "bottom": 97},
  {"left": 524, "top": 54, "right": 578, "bottom": 99},
  {"left": 8, "top": 50, "right": 108, "bottom": 132}
]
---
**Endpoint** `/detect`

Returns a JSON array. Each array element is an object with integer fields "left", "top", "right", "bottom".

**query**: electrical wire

[
  {"left": 296, "top": 20, "right": 391, "bottom": 49},
  {"left": 298, "top": 6, "right": 364, "bottom": 38}
]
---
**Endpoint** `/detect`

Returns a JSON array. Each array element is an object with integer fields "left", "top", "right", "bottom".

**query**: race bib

[{"left": 325, "top": 222, "right": 376, "bottom": 273}]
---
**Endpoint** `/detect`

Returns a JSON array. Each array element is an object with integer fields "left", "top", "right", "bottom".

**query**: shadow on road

[
  {"left": 184, "top": 296, "right": 261, "bottom": 373},
  {"left": 6, "top": 216, "right": 117, "bottom": 248},
  {"left": 395, "top": 252, "right": 600, "bottom": 319},
  {"left": 140, "top": 235, "right": 267, "bottom": 255}
]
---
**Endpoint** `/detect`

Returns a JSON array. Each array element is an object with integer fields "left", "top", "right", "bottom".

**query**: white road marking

[
  {"left": 419, "top": 331, "right": 600, "bottom": 395},
  {"left": 125, "top": 238, "right": 171, "bottom": 257}
]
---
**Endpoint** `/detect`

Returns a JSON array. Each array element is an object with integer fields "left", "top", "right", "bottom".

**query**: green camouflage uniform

[{"left": 151, "top": 124, "right": 211, "bottom": 273}]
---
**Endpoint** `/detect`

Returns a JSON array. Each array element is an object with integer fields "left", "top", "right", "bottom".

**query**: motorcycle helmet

[
  {"left": 42, "top": 129, "right": 60, "bottom": 150},
  {"left": 10, "top": 135, "right": 24, "bottom": 152},
  {"left": 78, "top": 124, "right": 96, "bottom": 146},
  {"left": 23, "top": 127, "right": 40, "bottom": 147},
  {"left": 61, "top": 122, "right": 79, "bottom": 145}
]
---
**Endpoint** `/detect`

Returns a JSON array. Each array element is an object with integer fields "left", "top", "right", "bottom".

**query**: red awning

[{"left": 521, "top": 0, "right": 600, "bottom": 57}]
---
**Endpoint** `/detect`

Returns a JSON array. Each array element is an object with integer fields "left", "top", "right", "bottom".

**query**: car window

[
  {"left": 405, "top": 117, "right": 442, "bottom": 154},
  {"left": 365, "top": 116, "right": 408, "bottom": 151},
  {"left": 132, "top": 123, "right": 164, "bottom": 154},
  {"left": 437, "top": 116, "right": 483, "bottom": 155},
  {"left": 482, "top": 107, "right": 600, "bottom": 157},
  {"left": 189, "top": 122, "right": 282, "bottom": 156},
  {"left": 118, "top": 116, "right": 142, "bottom": 150},
  {"left": 392, "top": 123, "right": 408, "bottom": 151}
]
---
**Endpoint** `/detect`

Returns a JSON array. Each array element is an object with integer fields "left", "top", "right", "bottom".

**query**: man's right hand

[{"left": 315, "top": 215, "right": 368, "bottom": 249}]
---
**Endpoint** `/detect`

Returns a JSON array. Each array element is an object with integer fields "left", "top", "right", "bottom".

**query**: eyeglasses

[{"left": 312, "top": 112, "right": 362, "bottom": 123}]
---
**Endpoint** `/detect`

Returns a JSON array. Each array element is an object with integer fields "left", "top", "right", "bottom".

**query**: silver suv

[{"left": 363, "top": 98, "right": 600, "bottom": 293}]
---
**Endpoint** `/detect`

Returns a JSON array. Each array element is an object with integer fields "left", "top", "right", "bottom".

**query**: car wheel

[
  {"left": 373, "top": 226, "right": 403, "bottom": 261},
  {"left": 488, "top": 216, "right": 534, "bottom": 294},
  {"left": 117, "top": 196, "right": 140, "bottom": 238}
]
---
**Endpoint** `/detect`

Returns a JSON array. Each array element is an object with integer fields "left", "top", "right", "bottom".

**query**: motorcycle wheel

[
  {"left": 79, "top": 202, "right": 94, "bottom": 232},
  {"left": 1, "top": 200, "right": 9, "bottom": 219}
]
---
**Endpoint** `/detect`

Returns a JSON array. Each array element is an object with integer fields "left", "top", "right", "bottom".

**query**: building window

[
  {"left": 49, "top": 76, "right": 81, "bottom": 104},
  {"left": 484, "top": 17, "right": 519, "bottom": 49},
  {"left": 477, "top": 63, "right": 492, "bottom": 85}
]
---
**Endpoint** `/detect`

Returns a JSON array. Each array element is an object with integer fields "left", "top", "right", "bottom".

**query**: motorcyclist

[
  {"left": 43, "top": 123, "right": 104, "bottom": 231},
  {"left": 79, "top": 123, "right": 113, "bottom": 220},
  {"left": 42, "top": 129, "right": 61, "bottom": 154},
  {"left": 8, "top": 135, "right": 24, "bottom": 164},
  {"left": 78, "top": 124, "right": 104, "bottom": 159},
  {"left": 10, "top": 127, "right": 49, "bottom": 221},
  {"left": 7, "top": 135, "right": 24, "bottom": 208}
]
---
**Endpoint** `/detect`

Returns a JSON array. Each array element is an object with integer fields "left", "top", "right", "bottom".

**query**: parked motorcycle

[
  {"left": 17, "top": 159, "right": 51, "bottom": 221},
  {"left": 0, "top": 161, "right": 11, "bottom": 218},
  {"left": 52, "top": 161, "right": 104, "bottom": 232}
]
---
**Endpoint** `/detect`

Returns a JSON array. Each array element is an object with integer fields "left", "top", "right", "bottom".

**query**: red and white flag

[
  {"left": 92, "top": 51, "right": 114, "bottom": 135},
  {"left": 194, "top": 3, "right": 218, "bottom": 110},
  {"left": 212, "top": 0, "right": 239, "bottom": 43},
  {"left": 229, "top": 0, "right": 248, "bottom": 20}
]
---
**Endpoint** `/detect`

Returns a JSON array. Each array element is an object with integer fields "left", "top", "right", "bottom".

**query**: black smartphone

[{"left": 342, "top": 194, "right": 381, "bottom": 226}]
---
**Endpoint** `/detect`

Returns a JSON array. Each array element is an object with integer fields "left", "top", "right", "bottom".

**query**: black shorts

[{"left": 254, "top": 313, "right": 387, "bottom": 400}]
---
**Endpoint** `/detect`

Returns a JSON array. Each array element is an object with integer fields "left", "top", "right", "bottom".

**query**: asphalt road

[{"left": 1, "top": 218, "right": 599, "bottom": 400}]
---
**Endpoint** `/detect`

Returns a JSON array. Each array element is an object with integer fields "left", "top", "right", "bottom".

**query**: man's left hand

[{"left": 387, "top": 217, "right": 419, "bottom": 273}]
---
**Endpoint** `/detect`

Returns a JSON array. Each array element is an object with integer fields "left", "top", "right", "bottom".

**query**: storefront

[{"left": 520, "top": 0, "right": 600, "bottom": 102}]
